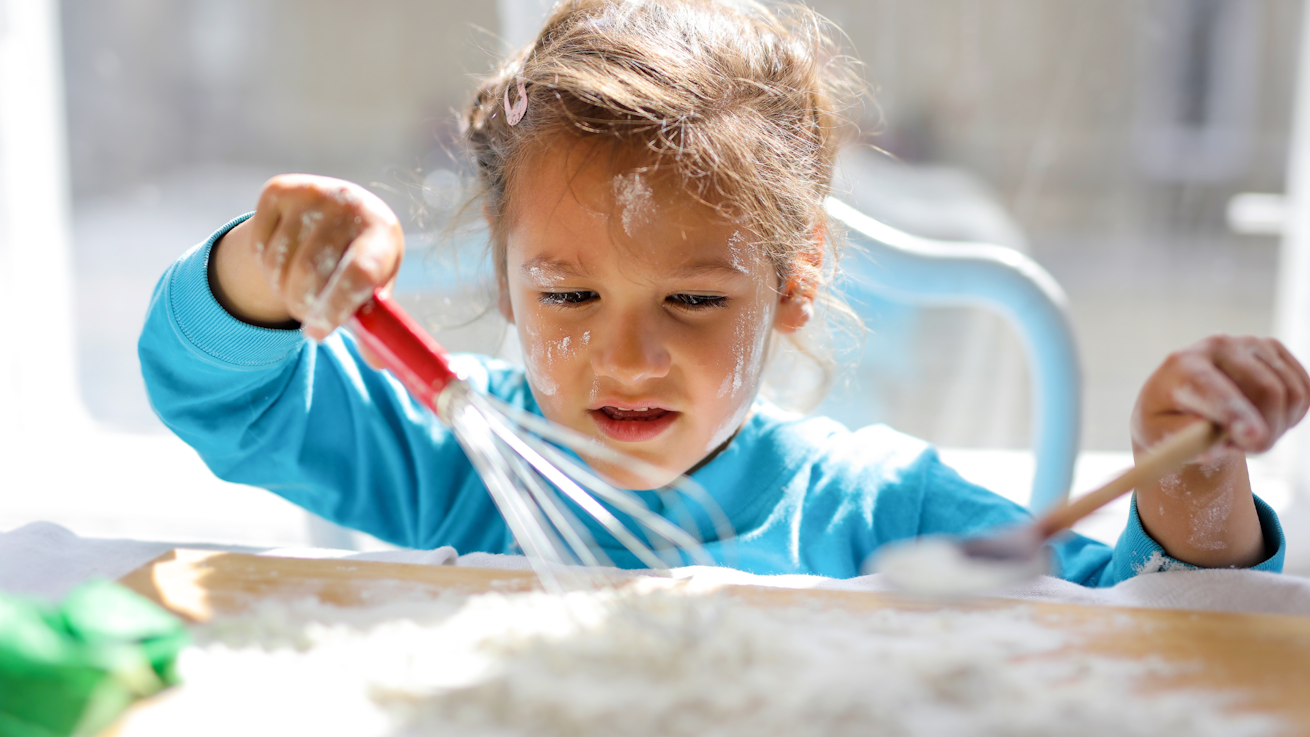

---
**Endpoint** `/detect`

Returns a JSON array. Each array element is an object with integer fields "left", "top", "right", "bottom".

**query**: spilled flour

[
  {"left": 872, "top": 537, "right": 1047, "bottom": 596},
  {"left": 158, "top": 584, "right": 1277, "bottom": 737},
  {"left": 1134, "top": 550, "right": 1195, "bottom": 574}
]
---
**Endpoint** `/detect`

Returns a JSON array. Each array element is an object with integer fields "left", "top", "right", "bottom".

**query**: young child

[{"left": 140, "top": 0, "right": 1307, "bottom": 583}]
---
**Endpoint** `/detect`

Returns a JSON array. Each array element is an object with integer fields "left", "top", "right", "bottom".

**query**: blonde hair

[{"left": 460, "top": 0, "right": 864, "bottom": 405}]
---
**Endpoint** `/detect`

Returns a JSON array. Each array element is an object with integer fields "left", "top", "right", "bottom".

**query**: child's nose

[{"left": 591, "top": 317, "right": 672, "bottom": 385}]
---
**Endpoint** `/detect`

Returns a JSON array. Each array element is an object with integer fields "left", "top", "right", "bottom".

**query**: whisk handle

[{"left": 349, "top": 290, "right": 458, "bottom": 413}]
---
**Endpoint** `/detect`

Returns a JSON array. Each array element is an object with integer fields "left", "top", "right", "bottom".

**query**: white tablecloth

[{"left": 4, "top": 521, "right": 1309, "bottom": 617}]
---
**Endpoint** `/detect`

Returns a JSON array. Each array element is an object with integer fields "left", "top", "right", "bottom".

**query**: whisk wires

[{"left": 437, "top": 381, "right": 735, "bottom": 593}]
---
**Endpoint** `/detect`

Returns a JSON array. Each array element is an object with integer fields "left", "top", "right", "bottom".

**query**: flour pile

[{"left": 158, "top": 583, "right": 1277, "bottom": 737}]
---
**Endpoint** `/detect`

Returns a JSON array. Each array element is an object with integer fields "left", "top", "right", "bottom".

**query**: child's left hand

[
  {"left": 1133, "top": 335, "right": 1309, "bottom": 458},
  {"left": 1131, "top": 335, "right": 1309, "bottom": 567}
]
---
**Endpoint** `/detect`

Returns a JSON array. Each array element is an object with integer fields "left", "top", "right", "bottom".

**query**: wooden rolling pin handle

[{"left": 1036, "top": 421, "right": 1225, "bottom": 538}]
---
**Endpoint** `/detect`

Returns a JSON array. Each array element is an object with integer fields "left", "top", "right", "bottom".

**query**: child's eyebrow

[
  {"left": 520, "top": 257, "right": 748, "bottom": 282},
  {"left": 670, "top": 260, "right": 750, "bottom": 280},
  {"left": 520, "top": 258, "right": 586, "bottom": 281}
]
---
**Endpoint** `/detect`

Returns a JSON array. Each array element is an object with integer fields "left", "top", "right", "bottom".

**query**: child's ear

[
  {"left": 774, "top": 227, "right": 824, "bottom": 334},
  {"left": 775, "top": 288, "right": 814, "bottom": 334}
]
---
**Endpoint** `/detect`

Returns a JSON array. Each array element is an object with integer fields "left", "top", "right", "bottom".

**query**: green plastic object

[{"left": 0, "top": 580, "right": 188, "bottom": 737}]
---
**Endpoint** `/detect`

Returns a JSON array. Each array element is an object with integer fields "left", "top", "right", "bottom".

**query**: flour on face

[
  {"left": 612, "top": 172, "right": 654, "bottom": 238},
  {"left": 525, "top": 325, "right": 584, "bottom": 398},
  {"left": 522, "top": 325, "right": 559, "bottom": 396},
  {"left": 727, "top": 231, "right": 748, "bottom": 272},
  {"left": 527, "top": 265, "right": 564, "bottom": 287},
  {"left": 718, "top": 301, "right": 768, "bottom": 400}
]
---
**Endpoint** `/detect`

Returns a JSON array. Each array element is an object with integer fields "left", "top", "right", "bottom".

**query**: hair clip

[{"left": 505, "top": 79, "right": 528, "bottom": 126}]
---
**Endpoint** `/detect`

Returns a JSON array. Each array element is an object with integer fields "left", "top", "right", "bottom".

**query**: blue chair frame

[{"left": 825, "top": 198, "right": 1082, "bottom": 512}]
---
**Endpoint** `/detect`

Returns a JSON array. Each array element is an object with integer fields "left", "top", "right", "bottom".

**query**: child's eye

[
  {"left": 668, "top": 293, "right": 727, "bottom": 310},
  {"left": 539, "top": 290, "right": 597, "bottom": 306}
]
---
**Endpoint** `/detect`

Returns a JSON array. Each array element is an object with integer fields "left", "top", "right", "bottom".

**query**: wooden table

[{"left": 106, "top": 549, "right": 1310, "bottom": 735}]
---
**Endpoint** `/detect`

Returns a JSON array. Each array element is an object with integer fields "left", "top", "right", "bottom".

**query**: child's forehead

[
  {"left": 505, "top": 140, "right": 763, "bottom": 272},
  {"left": 511, "top": 139, "right": 725, "bottom": 224}
]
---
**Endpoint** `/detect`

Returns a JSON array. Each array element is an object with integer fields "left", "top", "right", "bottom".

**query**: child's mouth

[{"left": 588, "top": 406, "right": 678, "bottom": 442}]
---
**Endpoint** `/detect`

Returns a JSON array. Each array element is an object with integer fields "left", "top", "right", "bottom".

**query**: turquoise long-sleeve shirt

[{"left": 138, "top": 215, "right": 1286, "bottom": 582}]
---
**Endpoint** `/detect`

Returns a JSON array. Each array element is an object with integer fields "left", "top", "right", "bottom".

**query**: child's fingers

[
  {"left": 1268, "top": 339, "right": 1310, "bottom": 427},
  {"left": 1135, "top": 335, "right": 1310, "bottom": 463},
  {"left": 246, "top": 175, "right": 401, "bottom": 339},
  {"left": 282, "top": 206, "right": 359, "bottom": 323},
  {"left": 249, "top": 176, "right": 314, "bottom": 290},
  {"left": 247, "top": 185, "right": 284, "bottom": 265},
  {"left": 1253, "top": 343, "right": 1308, "bottom": 430},
  {"left": 1168, "top": 357, "right": 1270, "bottom": 452},
  {"left": 301, "top": 224, "right": 402, "bottom": 341},
  {"left": 1213, "top": 343, "right": 1291, "bottom": 448},
  {"left": 259, "top": 207, "right": 304, "bottom": 295}
]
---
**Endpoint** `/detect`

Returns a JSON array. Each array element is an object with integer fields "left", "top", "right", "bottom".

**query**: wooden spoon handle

[{"left": 1037, "top": 421, "right": 1224, "bottom": 537}]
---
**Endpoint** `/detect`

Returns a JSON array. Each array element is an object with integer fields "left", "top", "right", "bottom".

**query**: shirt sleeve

[
  {"left": 1067, "top": 492, "right": 1286, "bottom": 586},
  {"left": 911, "top": 449, "right": 1286, "bottom": 587},
  {"left": 137, "top": 215, "right": 513, "bottom": 552}
]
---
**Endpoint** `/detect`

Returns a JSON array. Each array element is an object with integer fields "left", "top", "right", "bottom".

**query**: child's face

[{"left": 500, "top": 147, "right": 807, "bottom": 489}]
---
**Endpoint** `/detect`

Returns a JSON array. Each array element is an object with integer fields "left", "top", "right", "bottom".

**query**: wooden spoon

[{"left": 876, "top": 420, "right": 1225, "bottom": 596}]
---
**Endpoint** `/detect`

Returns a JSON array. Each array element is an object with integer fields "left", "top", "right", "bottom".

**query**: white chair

[{"left": 825, "top": 197, "right": 1081, "bottom": 512}]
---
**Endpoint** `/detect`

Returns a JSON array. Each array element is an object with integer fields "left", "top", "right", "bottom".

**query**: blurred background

[{"left": 3, "top": 0, "right": 1309, "bottom": 556}]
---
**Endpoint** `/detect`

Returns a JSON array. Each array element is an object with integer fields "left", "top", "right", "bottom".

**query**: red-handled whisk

[
  {"left": 349, "top": 290, "right": 730, "bottom": 589},
  {"left": 352, "top": 293, "right": 458, "bottom": 414}
]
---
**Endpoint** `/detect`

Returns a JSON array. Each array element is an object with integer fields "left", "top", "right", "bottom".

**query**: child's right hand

[{"left": 211, "top": 175, "right": 404, "bottom": 342}]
